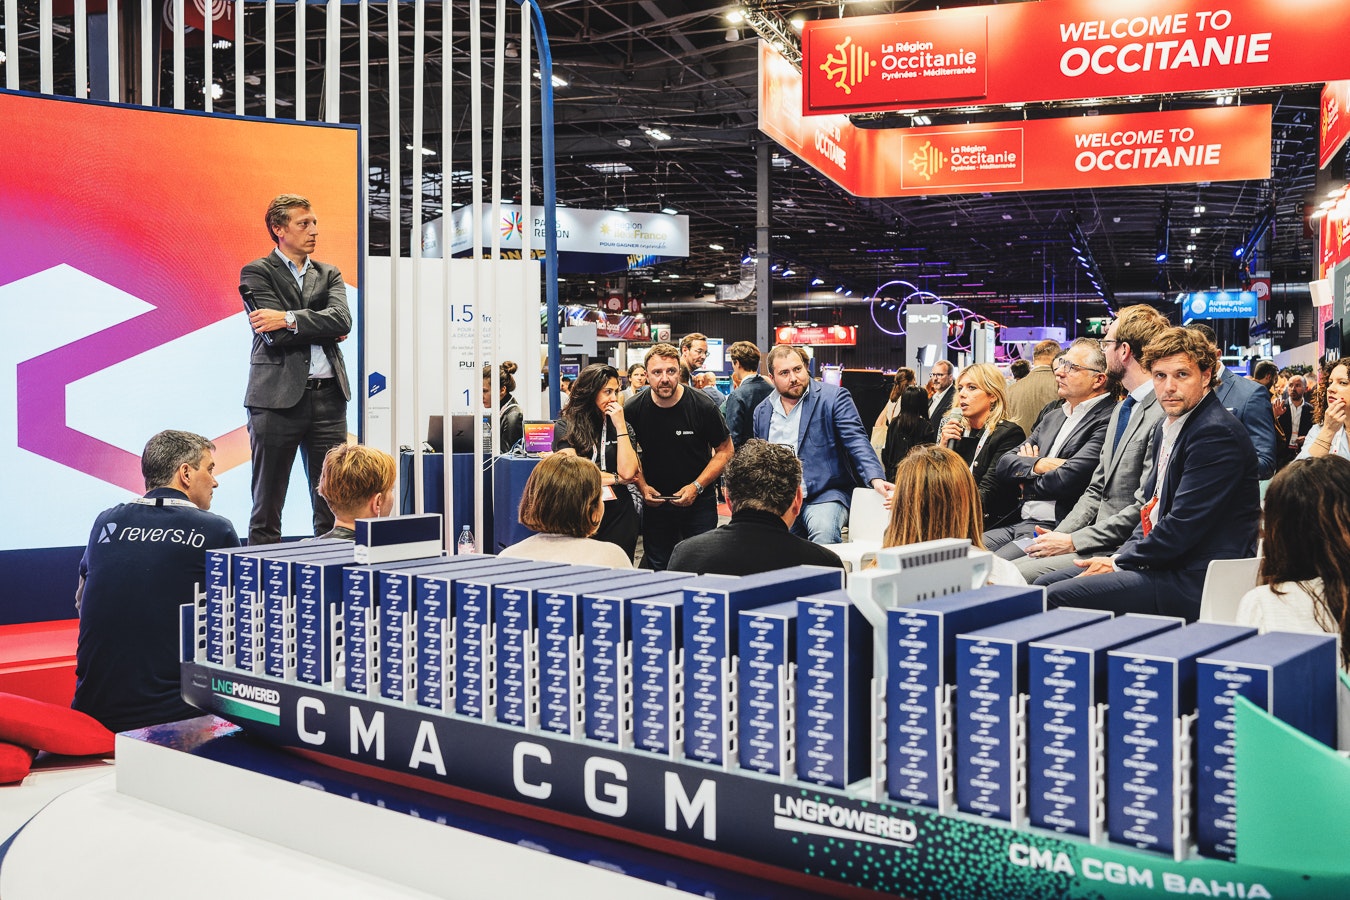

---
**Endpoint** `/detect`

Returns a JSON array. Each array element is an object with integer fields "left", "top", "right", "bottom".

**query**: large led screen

[{"left": 0, "top": 91, "right": 361, "bottom": 559}]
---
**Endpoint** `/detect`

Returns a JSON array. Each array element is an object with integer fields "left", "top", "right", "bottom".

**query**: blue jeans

[{"left": 794, "top": 499, "right": 849, "bottom": 545}]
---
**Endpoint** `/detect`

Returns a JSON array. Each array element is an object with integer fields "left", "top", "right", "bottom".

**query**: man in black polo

[
  {"left": 669, "top": 440, "right": 844, "bottom": 575},
  {"left": 625, "top": 343, "right": 733, "bottom": 570},
  {"left": 73, "top": 430, "right": 241, "bottom": 732}
]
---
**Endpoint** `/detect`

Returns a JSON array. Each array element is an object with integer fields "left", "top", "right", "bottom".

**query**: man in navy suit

[
  {"left": 1046, "top": 327, "right": 1260, "bottom": 621},
  {"left": 240, "top": 194, "right": 352, "bottom": 544},
  {"left": 723, "top": 340, "right": 774, "bottom": 449},
  {"left": 752, "top": 345, "right": 891, "bottom": 543},
  {"left": 1189, "top": 323, "right": 1277, "bottom": 479}
]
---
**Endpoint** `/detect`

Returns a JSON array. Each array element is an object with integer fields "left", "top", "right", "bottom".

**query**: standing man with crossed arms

[{"left": 241, "top": 194, "right": 352, "bottom": 544}]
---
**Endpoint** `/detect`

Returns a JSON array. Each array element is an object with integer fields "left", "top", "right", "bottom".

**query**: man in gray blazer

[
  {"left": 1008, "top": 305, "right": 1170, "bottom": 582},
  {"left": 241, "top": 194, "right": 352, "bottom": 544}
]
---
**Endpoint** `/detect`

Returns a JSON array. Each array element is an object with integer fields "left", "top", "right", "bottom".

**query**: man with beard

[
  {"left": 624, "top": 343, "right": 733, "bottom": 570},
  {"left": 752, "top": 344, "right": 891, "bottom": 544}
]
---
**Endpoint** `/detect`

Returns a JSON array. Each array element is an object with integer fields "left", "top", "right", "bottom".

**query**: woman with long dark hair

[
  {"left": 880, "top": 386, "right": 934, "bottom": 482},
  {"left": 1238, "top": 455, "right": 1350, "bottom": 669},
  {"left": 483, "top": 361, "right": 523, "bottom": 451},
  {"left": 1298, "top": 358, "right": 1350, "bottom": 462},
  {"left": 552, "top": 363, "right": 640, "bottom": 559}
]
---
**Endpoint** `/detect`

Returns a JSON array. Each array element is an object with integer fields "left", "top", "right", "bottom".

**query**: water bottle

[{"left": 456, "top": 525, "right": 476, "bottom": 555}]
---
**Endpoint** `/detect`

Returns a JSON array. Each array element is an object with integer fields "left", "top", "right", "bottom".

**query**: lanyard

[
  {"left": 131, "top": 496, "right": 198, "bottom": 509},
  {"left": 968, "top": 424, "right": 994, "bottom": 472}
]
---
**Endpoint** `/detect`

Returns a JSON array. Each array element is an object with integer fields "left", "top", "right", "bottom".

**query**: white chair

[
  {"left": 1198, "top": 557, "right": 1262, "bottom": 623},
  {"left": 818, "top": 488, "right": 889, "bottom": 572}
]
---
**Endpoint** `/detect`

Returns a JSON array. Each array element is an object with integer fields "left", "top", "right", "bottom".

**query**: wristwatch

[
  {"left": 692, "top": 481, "right": 704, "bottom": 496},
  {"left": 284, "top": 310, "right": 297, "bottom": 330}
]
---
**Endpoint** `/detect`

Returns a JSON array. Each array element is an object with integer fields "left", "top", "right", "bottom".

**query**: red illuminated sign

[
  {"left": 1321, "top": 81, "right": 1350, "bottom": 170},
  {"left": 802, "top": 0, "right": 1350, "bottom": 115},
  {"left": 775, "top": 325, "right": 858, "bottom": 346},
  {"left": 760, "top": 43, "right": 1271, "bottom": 198}
]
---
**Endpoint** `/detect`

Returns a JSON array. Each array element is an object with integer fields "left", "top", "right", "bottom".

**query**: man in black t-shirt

[
  {"left": 73, "top": 430, "right": 241, "bottom": 732},
  {"left": 625, "top": 343, "right": 733, "bottom": 570}
]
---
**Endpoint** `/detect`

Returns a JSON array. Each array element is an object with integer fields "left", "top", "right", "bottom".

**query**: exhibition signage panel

[
  {"left": 426, "top": 205, "right": 690, "bottom": 258},
  {"left": 1180, "top": 290, "right": 1258, "bottom": 320},
  {"left": 773, "top": 324, "right": 858, "bottom": 346},
  {"left": 1319, "top": 201, "right": 1350, "bottom": 277},
  {"left": 1320, "top": 80, "right": 1350, "bottom": 170},
  {"left": 801, "top": 0, "right": 1350, "bottom": 115},
  {"left": 760, "top": 43, "right": 1271, "bottom": 199}
]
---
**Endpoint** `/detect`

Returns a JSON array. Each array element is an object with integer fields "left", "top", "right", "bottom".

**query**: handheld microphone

[
  {"left": 239, "top": 285, "right": 274, "bottom": 346},
  {"left": 941, "top": 408, "right": 967, "bottom": 450}
]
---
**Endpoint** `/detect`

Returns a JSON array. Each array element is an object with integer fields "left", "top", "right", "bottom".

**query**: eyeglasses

[
  {"left": 1098, "top": 339, "right": 1120, "bottom": 349},
  {"left": 1053, "top": 358, "right": 1105, "bottom": 375}
]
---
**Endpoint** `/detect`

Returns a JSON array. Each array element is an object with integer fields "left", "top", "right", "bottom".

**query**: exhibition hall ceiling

[{"left": 5, "top": 0, "right": 1330, "bottom": 312}]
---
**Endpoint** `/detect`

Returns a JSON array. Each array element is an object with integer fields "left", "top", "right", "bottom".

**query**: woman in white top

[
  {"left": 501, "top": 454, "right": 633, "bottom": 569},
  {"left": 1297, "top": 359, "right": 1350, "bottom": 462},
  {"left": 1237, "top": 455, "right": 1350, "bottom": 669},
  {"left": 879, "top": 444, "right": 1026, "bottom": 586}
]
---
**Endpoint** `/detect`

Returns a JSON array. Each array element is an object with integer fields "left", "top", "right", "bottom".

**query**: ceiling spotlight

[
  {"left": 782, "top": 269, "right": 795, "bottom": 278},
  {"left": 405, "top": 143, "right": 436, "bottom": 156},
  {"left": 844, "top": 290, "right": 853, "bottom": 297},
  {"left": 211, "top": 39, "right": 231, "bottom": 50},
  {"left": 725, "top": 27, "right": 741, "bottom": 42},
  {"left": 614, "top": 204, "right": 629, "bottom": 212},
  {"left": 911, "top": 114, "right": 932, "bottom": 127},
  {"left": 204, "top": 82, "right": 224, "bottom": 100},
  {"left": 643, "top": 126, "right": 672, "bottom": 142},
  {"left": 533, "top": 71, "right": 568, "bottom": 88},
  {"left": 661, "top": 205, "right": 678, "bottom": 215},
  {"left": 835, "top": 286, "right": 845, "bottom": 293},
  {"left": 709, "top": 243, "right": 724, "bottom": 251},
  {"left": 742, "top": 253, "right": 754, "bottom": 265},
  {"left": 726, "top": 9, "right": 745, "bottom": 24},
  {"left": 703, "top": 282, "right": 715, "bottom": 288},
  {"left": 811, "top": 277, "right": 825, "bottom": 286},
  {"left": 1194, "top": 204, "right": 1206, "bottom": 215},
  {"left": 790, "top": 16, "right": 805, "bottom": 30}
]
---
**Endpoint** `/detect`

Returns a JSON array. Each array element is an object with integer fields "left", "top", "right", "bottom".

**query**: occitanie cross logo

[
  {"left": 819, "top": 36, "right": 875, "bottom": 95},
  {"left": 908, "top": 141, "right": 947, "bottom": 181}
]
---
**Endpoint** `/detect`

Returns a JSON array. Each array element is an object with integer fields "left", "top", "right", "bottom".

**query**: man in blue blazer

[
  {"left": 1046, "top": 327, "right": 1260, "bottom": 621},
  {"left": 752, "top": 345, "right": 891, "bottom": 543},
  {"left": 240, "top": 194, "right": 353, "bottom": 544}
]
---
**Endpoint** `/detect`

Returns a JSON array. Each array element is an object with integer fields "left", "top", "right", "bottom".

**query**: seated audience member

[
  {"left": 880, "top": 386, "right": 935, "bottom": 482},
  {"left": 502, "top": 454, "right": 632, "bottom": 568},
  {"left": 881, "top": 445, "right": 1025, "bottom": 586},
  {"left": 483, "top": 361, "right": 524, "bottom": 451},
  {"left": 315, "top": 443, "right": 396, "bottom": 540},
  {"left": 1046, "top": 326, "right": 1260, "bottom": 621},
  {"left": 1008, "top": 304, "right": 1169, "bottom": 582},
  {"left": 752, "top": 344, "right": 891, "bottom": 544},
  {"left": 667, "top": 439, "right": 844, "bottom": 575},
  {"left": 938, "top": 363, "right": 1026, "bottom": 530},
  {"left": 1189, "top": 323, "right": 1277, "bottom": 478},
  {"left": 1236, "top": 456, "right": 1350, "bottom": 668},
  {"left": 984, "top": 338, "right": 1114, "bottom": 551},
  {"left": 553, "top": 362, "right": 640, "bottom": 560},
  {"left": 1298, "top": 358, "right": 1350, "bottom": 461},
  {"left": 73, "top": 430, "right": 240, "bottom": 733}
]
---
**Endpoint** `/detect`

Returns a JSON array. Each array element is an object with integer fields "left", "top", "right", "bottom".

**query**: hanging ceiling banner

[
  {"left": 423, "top": 205, "right": 689, "bottom": 259},
  {"left": 760, "top": 43, "right": 1271, "bottom": 198},
  {"left": 1320, "top": 81, "right": 1350, "bottom": 170},
  {"left": 801, "top": 0, "right": 1350, "bottom": 115}
]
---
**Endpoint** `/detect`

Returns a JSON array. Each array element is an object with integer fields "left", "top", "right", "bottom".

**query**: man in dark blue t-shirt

[{"left": 73, "top": 430, "right": 240, "bottom": 732}]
